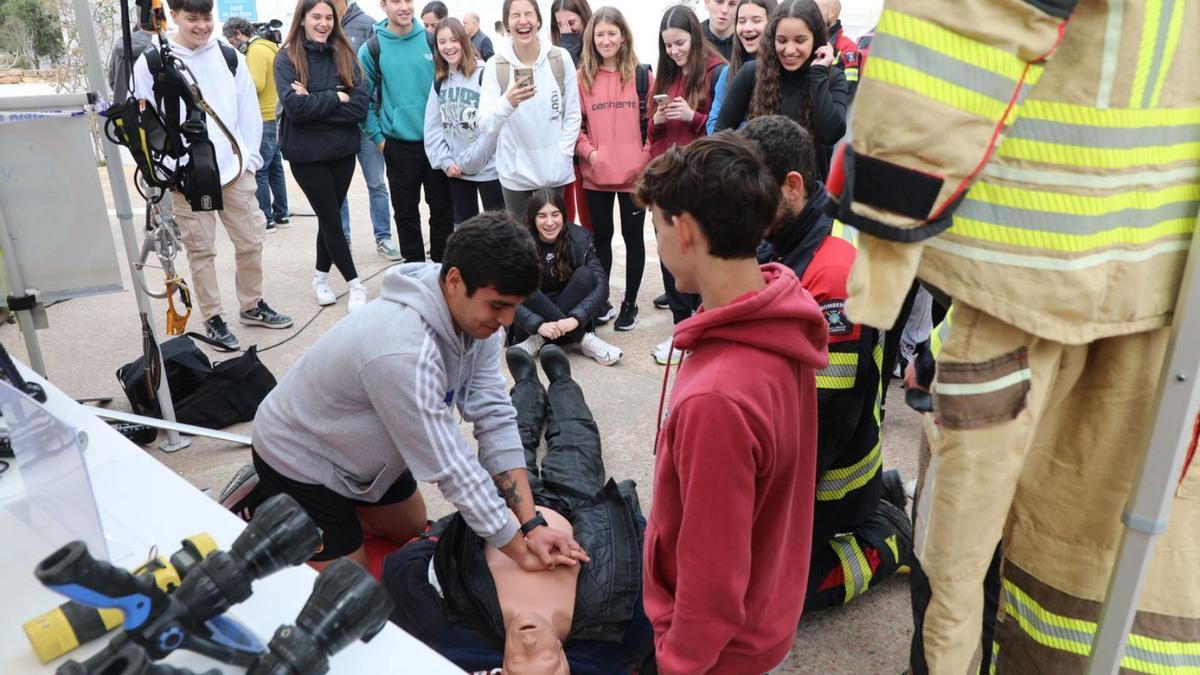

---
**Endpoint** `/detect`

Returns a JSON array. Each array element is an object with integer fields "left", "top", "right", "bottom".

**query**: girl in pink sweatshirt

[{"left": 575, "top": 7, "right": 652, "bottom": 332}]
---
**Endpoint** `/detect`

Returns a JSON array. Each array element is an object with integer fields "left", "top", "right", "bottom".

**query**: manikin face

[
  {"left": 421, "top": 11, "right": 440, "bottom": 32},
  {"left": 555, "top": 9, "right": 584, "bottom": 34},
  {"left": 503, "top": 611, "right": 569, "bottom": 675},
  {"left": 170, "top": 10, "right": 213, "bottom": 50},
  {"left": 380, "top": 0, "right": 414, "bottom": 30},
  {"left": 442, "top": 269, "right": 524, "bottom": 339},
  {"left": 736, "top": 4, "right": 769, "bottom": 55},
  {"left": 437, "top": 27, "right": 462, "bottom": 69},
  {"left": 508, "top": 0, "right": 540, "bottom": 47},
  {"left": 304, "top": 2, "right": 336, "bottom": 43},
  {"left": 775, "top": 17, "right": 815, "bottom": 71},
  {"left": 534, "top": 202, "right": 565, "bottom": 244},
  {"left": 464, "top": 14, "right": 480, "bottom": 35},
  {"left": 661, "top": 27, "right": 692, "bottom": 68},
  {"left": 593, "top": 21, "right": 625, "bottom": 64},
  {"left": 705, "top": 0, "right": 738, "bottom": 35}
]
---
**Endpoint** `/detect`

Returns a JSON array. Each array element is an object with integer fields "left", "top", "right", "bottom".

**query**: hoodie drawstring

[{"left": 653, "top": 340, "right": 681, "bottom": 455}]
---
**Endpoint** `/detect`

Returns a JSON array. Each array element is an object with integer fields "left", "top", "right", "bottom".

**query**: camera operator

[
  {"left": 223, "top": 16, "right": 291, "bottom": 234},
  {"left": 133, "top": 0, "right": 293, "bottom": 351}
]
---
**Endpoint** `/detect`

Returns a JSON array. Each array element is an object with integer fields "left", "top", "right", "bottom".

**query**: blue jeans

[
  {"left": 255, "top": 119, "right": 288, "bottom": 222},
  {"left": 340, "top": 133, "right": 392, "bottom": 243}
]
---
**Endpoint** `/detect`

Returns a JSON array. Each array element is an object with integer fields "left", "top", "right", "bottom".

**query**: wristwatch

[{"left": 520, "top": 511, "right": 548, "bottom": 535}]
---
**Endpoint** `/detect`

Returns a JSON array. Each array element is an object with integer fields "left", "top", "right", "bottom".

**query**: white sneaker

[
  {"left": 512, "top": 333, "right": 545, "bottom": 357},
  {"left": 347, "top": 282, "right": 368, "bottom": 313},
  {"left": 652, "top": 336, "right": 682, "bottom": 365},
  {"left": 581, "top": 332, "right": 622, "bottom": 366},
  {"left": 313, "top": 276, "right": 336, "bottom": 306}
]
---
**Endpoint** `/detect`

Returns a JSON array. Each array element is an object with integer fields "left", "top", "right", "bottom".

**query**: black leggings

[
  {"left": 291, "top": 155, "right": 358, "bottom": 281},
  {"left": 584, "top": 190, "right": 645, "bottom": 305},
  {"left": 449, "top": 178, "right": 504, "bottom": 224},
  {"left": 514, "top": 266, "right": 598, "bottom": 345}
]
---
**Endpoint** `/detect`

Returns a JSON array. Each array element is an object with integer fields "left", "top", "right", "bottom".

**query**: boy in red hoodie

[{"left": 634, "top": 134, "right": 829, "bottom": 674}]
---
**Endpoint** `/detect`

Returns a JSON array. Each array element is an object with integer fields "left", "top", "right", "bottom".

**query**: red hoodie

[
  {"left": 644, "top": 263, "right": 829, "bottom": 675},
  {"left": 575, "top": 67, "right": 654, "bottom": 192},
  {"left": 647, "top": 56, "right": 725, "bottom": 158}
]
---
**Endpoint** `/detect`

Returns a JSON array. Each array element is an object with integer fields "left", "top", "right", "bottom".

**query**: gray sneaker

[
  {"left": 376, "top": 239, "right": 404, "bottom": 261},
  {"left": 204, "top": 316, "right": 240, "bottom": 351},
  {"left": 239, "top": 299, "right": 293, "bottom": 329}
]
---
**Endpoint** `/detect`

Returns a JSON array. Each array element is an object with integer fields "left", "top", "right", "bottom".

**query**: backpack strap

[
  {"left": 547, "top": 47, "right": 565, "bottom": 100},
  {"left": 635, "top": 63, "right": 650, "bottom": 144},
  {"left": 494, "top": 53, "right": 510, "bottom": 92},
  {"left": 218, "top": 42, "right": 238, "bottom": 77},
  {"left": 366, "top": 35, "right": 382, "bottom": 110}
]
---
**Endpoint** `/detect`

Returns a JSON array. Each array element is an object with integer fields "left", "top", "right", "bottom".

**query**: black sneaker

[
  {"left": 218, "top": 464, "right": 263, "bottom": 521},
  {"left": 205, "top": 316, "right": 240, "bottom": 351},
  {"left": 874, "top": 499, "right": 914, "bottom": 570},
  {"left": 615, "top": 301, "right": 639, "bottom": 331},
  {"left": 274, "top": 214, "right": 290, "bottom": 225},
  {"left": 881, "top": 469, "right": 907, "bottom": 513},
  {"left": 596, "top": 302, "right": 617, "bottom": 324},
  {"left": 239, "top": 299, "right": 293, "bottom": 329},
  {"left": 653, "top": 293, "right": 670, "bottom": 310},
  {"left": 265, "top": 222, "right": 277, "bottom": 234}
]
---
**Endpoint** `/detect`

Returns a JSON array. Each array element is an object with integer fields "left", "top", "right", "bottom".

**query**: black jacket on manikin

[
  {"left": 701, "top": 19, "right": 734, "bottom": 61},
  {"left": 514, "top": 225, "right": 608, "bottom": 335},
  {"left": 715, "top": 60, "right": 850, "bottom": 176},
  {"left": 274, "top": 40, "right": 369, "bottom": 163},
  {"left": 340, "top": 2, "right": 376, "bottom": 55},
  {"left": 758, "top": 184, "right": 883, "bottom": 546}
]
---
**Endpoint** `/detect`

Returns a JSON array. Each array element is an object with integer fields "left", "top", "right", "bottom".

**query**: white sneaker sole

[{"left": 614, "top": 315, "right": 639, "bottom": 331}]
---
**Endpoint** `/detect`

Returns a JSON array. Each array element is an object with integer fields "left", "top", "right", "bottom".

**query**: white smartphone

[{"left": 514, "top": 67, "right": 534, "bottom": 89}]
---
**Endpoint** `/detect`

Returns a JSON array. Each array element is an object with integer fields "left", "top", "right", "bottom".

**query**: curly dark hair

[
  {"left": 738, "top": 115, "right": 818, "bottom": 191},
  {"left": 747, "top": 0, "right": 827, "bottom": 136},
  {"left": 441, "top": 212, "right": 541, "bottom": 297},
  {"left": 524, "top": 189, "right": 574, "bottom": 283},
  {"left": 635, "top": 133, "right": 779, "bottom": 259}
]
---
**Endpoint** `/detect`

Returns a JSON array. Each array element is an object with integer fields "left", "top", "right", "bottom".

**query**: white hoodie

[
  {"left": 478, "top": 39, "right": 580, "bottom": 191},
  {"left": 132, "top": 38, "right": 263, "bottom": 186}
]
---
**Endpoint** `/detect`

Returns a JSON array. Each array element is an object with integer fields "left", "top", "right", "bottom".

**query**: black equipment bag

[{"left": 117, "top": 336, "right": 276, "bottom": 429}]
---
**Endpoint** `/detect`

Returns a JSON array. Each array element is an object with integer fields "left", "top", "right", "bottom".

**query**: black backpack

[
  {"left": 365, "top": 31, "right": 438, "bottom": 109},
  {"left": 144, "top": 42, "right": 238, "bottom": 80},
  {"left": 635, "top": 64, "right": 650, "bottom": 144}
]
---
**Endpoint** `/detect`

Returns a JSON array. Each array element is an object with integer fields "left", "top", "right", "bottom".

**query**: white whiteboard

[{"left": 0, "top": 114, "right": 123, "bottom": 303}]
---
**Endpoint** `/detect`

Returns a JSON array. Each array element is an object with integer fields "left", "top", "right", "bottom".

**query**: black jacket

[
  {"left": 515, "top": 225, "right": 608, "bottom": 335},
  {"left": 715, "top": 60, "right": 850, "bottom": 176},
  {"left": 274, "top": 40, "right": 368, "bottom": 163},
  {"left": 759, "top": 185, "right": 883, "bottom": 545},
  {"left": 340, "top": 3, "right": 376, "bottom": 55},
  {"left": 701, "top": 19, "right": 734, "bottom": 61}
]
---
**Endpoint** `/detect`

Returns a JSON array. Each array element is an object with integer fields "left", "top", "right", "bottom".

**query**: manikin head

[
  {"left": 463, "top": 10, "right": 481, "bottom": 36},
  {"left": 439, "top": 214, "right": 540, "bottom": 340},
  {"left": 502, "top": 611, "right": 569, "bottom": 675}
]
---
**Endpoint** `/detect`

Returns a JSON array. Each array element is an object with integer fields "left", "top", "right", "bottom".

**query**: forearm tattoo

[{"left": 494, "top": 470, "right": 522, "bottom": 510}]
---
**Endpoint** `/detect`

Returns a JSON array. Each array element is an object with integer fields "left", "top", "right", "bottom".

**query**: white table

[{"left": 0, "top": 362, "right": 463, "bottom": 674}]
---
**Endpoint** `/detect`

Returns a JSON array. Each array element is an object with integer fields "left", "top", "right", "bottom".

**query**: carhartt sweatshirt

[
  {"left": 575, "top": 67, "right": 653, "bottom": 192},
  {"left": 253, "top": 263, "right": 524, "bottom": 549},
  {"left": 360, "top": 19, "right": 435, "bottom": 144},
  {"left": 645, "top": 264, "right": 827, "bottom": 675},
  {"left": 423, "top": 62, "right": 498, "bottom": 182},
  {"left": 132, "top": 37, "right": 263, "bottom": 183},
  {"left": 478, "top": 39, "right": 581, "bottom": 191}
]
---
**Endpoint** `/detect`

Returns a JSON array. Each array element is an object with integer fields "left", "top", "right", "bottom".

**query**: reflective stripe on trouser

[
  {"left": 807, "top": 499, "right": 909, "bottom": 611},
  {"left": 916, "top": 302, "right": 1198, "bottom": 674},
  {"left": 995, "top": 562, "right": 1200, "bottom": 673},
  {"left": 817, "top": 351, "right": 858, "bottom": 389}
]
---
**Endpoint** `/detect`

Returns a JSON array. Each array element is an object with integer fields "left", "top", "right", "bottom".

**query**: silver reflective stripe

[
  {"left": 981, "top": 163, "right": 1200, "bottom": 190},
  {"left": 935, "top": 369, "right": 1031, "bottom": 396},
  {"left": 1006, "top": 117, "right": 1200, "bottom": 149},
  {"left": 817, "top": 444, "right": 881, "bottom": 498},
  {"left": 830, "top": 537, "right": 868, "bottom": 600},
  {"left": 1141, "top": 0, "right": 1178, "bottom": 109},
  {"left": 818, "top": 362, "right": 858, "bottom": 379},
  {"left": 1126, "top": 638, "right": 1200, "bottom": 668},
  {"left": 1003, "top": 585, "right": 1094, "bottom": 648},
  {"left": 1096, "top": 0, "right": 1124, "bottom": 108},
  {"left": 929, "top": 236, "right": 1192, "bottom": 271},
  {"left": 956, "top": 197, "right": 1199, "bottom": 236},
  {"left": 871, "top": 33, "right": 1021, "bottom": 105}
]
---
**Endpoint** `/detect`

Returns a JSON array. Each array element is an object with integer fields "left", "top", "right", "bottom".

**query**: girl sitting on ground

[{"left": 511, "top": 189, "right": 623, "bottom": 366}]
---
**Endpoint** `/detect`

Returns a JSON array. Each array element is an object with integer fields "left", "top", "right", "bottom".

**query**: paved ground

[{"left": 1, "top": 164, "right": 920, "bottom": 674}]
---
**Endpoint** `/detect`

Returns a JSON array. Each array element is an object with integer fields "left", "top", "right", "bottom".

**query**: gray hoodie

[{"left": 252, "top": 263, "right": 523, "bottom": 548}]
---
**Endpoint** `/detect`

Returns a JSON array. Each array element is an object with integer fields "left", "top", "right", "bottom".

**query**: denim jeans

[
  {"left": 255, "top": 119, "right": 288, "bottom": 223},
  {"left": 340, "top": 132, "right": 392, "bottom": 243}
]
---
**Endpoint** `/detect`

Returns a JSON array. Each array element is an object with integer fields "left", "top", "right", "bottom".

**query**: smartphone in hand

[
  {"left": 514, "top": 67, "right": 534, "bottom": 90},
  {"left": 653, "top": 94, "right": 671, "bottom": 108}
]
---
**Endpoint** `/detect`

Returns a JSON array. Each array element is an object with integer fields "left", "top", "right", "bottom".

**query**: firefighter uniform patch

[{"left": 821, "top": 300, "right": 852, "bottom": 336}]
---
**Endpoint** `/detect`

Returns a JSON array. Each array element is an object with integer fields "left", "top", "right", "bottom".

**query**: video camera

[{"left": 252, "top": 19, "right": 283, "bottom": 45}]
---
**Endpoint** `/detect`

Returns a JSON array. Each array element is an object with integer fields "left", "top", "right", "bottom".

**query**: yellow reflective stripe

[
  {"left": 816, "top": 375, "right": 856, "bottom": 389},
  {"left": 816, "top": 442, "right": 882, "bottom": 500},
  {"left": 989, "top": 639, "right": 999, "bottom": 675},
  {"left": 935, "top": 368, "right": 1031, "bottom": 396},
  {"left": 970, "top": 181, "right": 1200, "bottom": 218},
  {"left": 1021, "top": 100, "right": 1200, "bottom": 128},
  {"left": 1130, "top": 0, "right": 1164, "bottom": 109},
  {"left": 817, "top": 351, "right": 858, "bottom": 390},
  {"left": 885, "top": 534, "right": 899, "bottom": 564},
  {"left": 830, "top": 535, "right": 872, "bottom": 602},
  {"left": 875, "top": 9, "right": 1027, "bottom": 81},
  {"left": 949, "top": 215, "right": 1195, "bottom": 254},
  {"left": 929, "top": 235, "right": 1192, "bottom": 272},
  {"left": 1148, "top": 0, "right": 1186, "bottom": 108},
  {"left": 930, "top": 306, "right": 954, "bottom": 360},
  {"left": 1004, "top": 578, "right": 1200, "bottom": 670},
  {"left": 867, "top": 58, "right": 1011, "bottom": 121},
  {"left": 996, "top": 137, "right": 1200, "bottom": 170},
  {"left": 831, "top": 220, "right": 857, "bottom": 246}
]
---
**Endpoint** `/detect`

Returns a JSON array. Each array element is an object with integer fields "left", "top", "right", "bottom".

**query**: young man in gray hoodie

[{"left": 247, "top": 215, "right": 588, "bottom": 572}]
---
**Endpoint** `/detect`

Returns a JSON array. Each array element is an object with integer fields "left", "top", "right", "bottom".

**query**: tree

[{"left": 0, "top": 0, "right": 63, "bottom": 65}]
